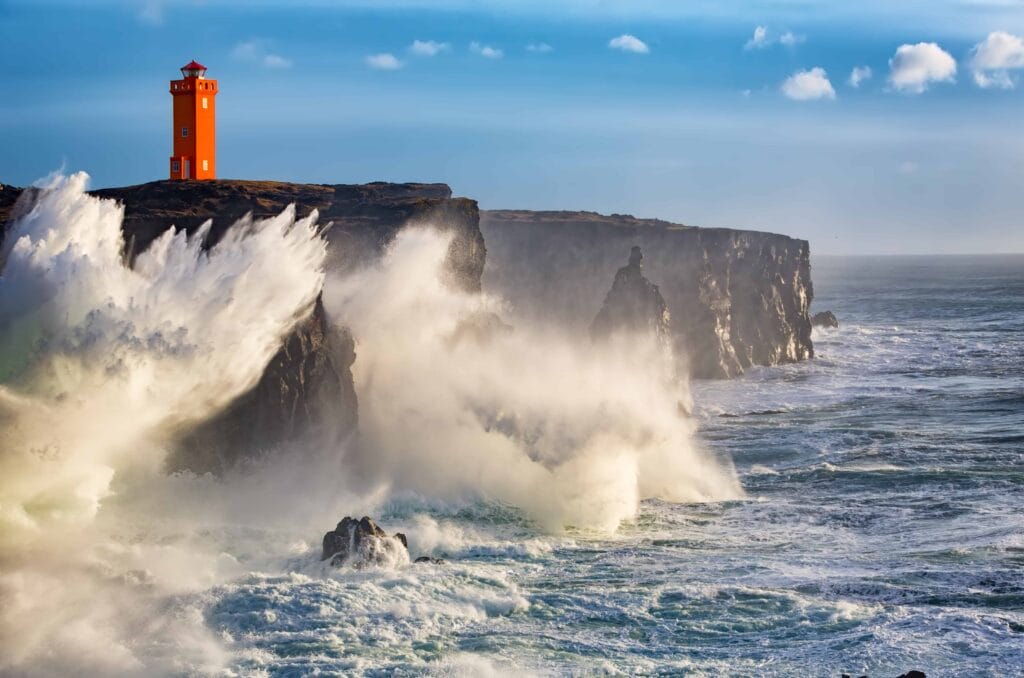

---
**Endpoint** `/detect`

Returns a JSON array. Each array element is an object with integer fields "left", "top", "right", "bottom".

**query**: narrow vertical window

[
  {"left": 202, "top": 159, "right": 208, "bottom": 171},
  {"left": 181, "top": 127, "right": 188, "bottom": 138},
  {"left": 202, "top": 97, "right": 208, "bottom": 109}
]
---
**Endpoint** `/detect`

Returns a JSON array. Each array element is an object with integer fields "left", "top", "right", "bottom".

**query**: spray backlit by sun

[{"left": 0, "top": 172, "right": 328, "bottom": 543}]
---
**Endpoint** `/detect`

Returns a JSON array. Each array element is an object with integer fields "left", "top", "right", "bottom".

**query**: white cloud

[
  {"left": 231, "top": 40, "right": 293, "bottom": 69},
  {"left": 779, "top": 31, "right": 805, "bottom": 47},
  {"left": 781, "top": 67, "right": 836, "bottom": 100},
  {"left": 746, "top": 26, "right": 803, "bottom": 50},
  {"left": 970, "top": 31, "right": 1024, "bottom": 89},
  {"left": 745, "top": 25, "right": 768, "bottom": 50},
  {"left": 526, "top": 42, "right": 554, "bottom": 53},
  {"left": 470, "top": 42, "right": 504, "bottom": 59},
  {"left": 366, "top": 53, "right": 403, "bottom": 70},
  {"left": 409, "top": 40, "right": 451, "bottom": 57},
  {"left": 608, "top": 34, "right": 649, "bottom": 54},
  {"left": 848, "top": 65, "right": 873, "bottom": 88},
  {"left": 887, "top": 42, "right": 956, "bottom": 93}
]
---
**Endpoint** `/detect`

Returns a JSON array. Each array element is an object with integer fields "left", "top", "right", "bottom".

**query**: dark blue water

[{"left": 209, "top": 255, "right": 1024, "bottom": 676}]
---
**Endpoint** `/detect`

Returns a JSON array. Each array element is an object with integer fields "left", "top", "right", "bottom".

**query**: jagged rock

[
  {"left": 322, "top": 516, "right": 409, "bottom": 568},
  {"left": 811, "top": 310, "right": 839, "bottom": 328},
  {"left": 896, "top": 672, "right": 926, "bottom": 678},
  {"left": 590, "top": 246, "right": 672, "bottom": 347},
  {"left": 480, "top": 210, "right": 814, "bottom": 379},
  {"left": 169, "top": 295, "right": 357, "bottom": 474},
  {"left": 414, "top": 556, "right": 446, "bottom": 565}
]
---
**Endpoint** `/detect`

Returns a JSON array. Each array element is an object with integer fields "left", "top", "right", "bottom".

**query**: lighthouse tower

[{"left": 169, "top": 60, "right": 217, "bottom": 180}]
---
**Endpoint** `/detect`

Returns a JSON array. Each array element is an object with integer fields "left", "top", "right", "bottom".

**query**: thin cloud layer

[
  {"left": 609, "top": 34, "right": 650, "bottom": 53},
  {"left": 231, "top": 39, "right": 293, "bottom": 69},
  {"left": 470, "top": 42, "right": 504, "bottom": 58},
  {"left": 366, "top": 53, "right": 403, "bottom": 70},
  {"left": 888, "top": 42, "right": 956, "bottom": 93},
  {"left": 971, "top": 31, "right": 1024, "bottom": 89},
  {"left": 781, "top": 67, "right": 836, "bottom": 100},
  {"left": 526, "top": 42, "right": 554, "bottom": 53}
]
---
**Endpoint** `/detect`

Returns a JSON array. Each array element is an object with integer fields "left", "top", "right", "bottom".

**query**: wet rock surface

[
  {"left": 322, "top": 516, "right": 410, "bottom": 568},
  {"left": 812, "top": 310, "right": 840, "bottom": 328}
]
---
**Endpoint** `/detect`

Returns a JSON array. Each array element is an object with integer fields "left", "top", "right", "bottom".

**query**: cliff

[
  {"left": 1, "top": 179, "right": 484, "bottom": 473},
  {"left": 480, "top": 210, "right": 813, "bottom": 379}
]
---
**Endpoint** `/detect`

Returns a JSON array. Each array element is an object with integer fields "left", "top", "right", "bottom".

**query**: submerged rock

[
  {"left": 322, "top": 516, "right": 409, "bottom": 568},
  {"left": 812, "top": 310, "right": 839, "bottom": 328},
  {"left": 590, "top": 246, "right": 672, "bottom": 347}
]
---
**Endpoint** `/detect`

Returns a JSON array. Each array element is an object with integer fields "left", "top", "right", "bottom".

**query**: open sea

[{"left": 200, "top": 255, "right": 1024, "bottom": 676}]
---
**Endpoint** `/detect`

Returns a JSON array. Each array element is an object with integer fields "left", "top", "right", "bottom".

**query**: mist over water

[{"left": 326, "top": 227, "right": 741, "bottom": 532}]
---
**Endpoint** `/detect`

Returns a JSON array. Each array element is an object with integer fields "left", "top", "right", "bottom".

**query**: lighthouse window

[
  {"left": 181, "top": 127, "right": 188, "bottom": 138},
  {"left": 202, "top": 97, "right": 208, "bottom": 109},
  {"left": 172, "top": 161, "right": 180, "bottom": 172},
  {"left": 202, "top": 159, "right": 208, "bottom": 171}
]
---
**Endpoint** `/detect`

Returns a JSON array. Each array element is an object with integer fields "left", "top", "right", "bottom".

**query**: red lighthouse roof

[{"left": 180, "top": 60, "right": 208, "bottom": 78}]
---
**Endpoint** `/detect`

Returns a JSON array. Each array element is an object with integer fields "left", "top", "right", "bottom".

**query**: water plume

[
  {"left": 0, "top": 172, "right": 328, "bottom": 674},
  {"left": 326, "top": 227, "right": 742, "bottom": 533}
]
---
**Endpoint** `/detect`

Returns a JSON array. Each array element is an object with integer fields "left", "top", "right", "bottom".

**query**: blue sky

[{"left": 1, "top": 0, "right": 1023, "bottom": 254}]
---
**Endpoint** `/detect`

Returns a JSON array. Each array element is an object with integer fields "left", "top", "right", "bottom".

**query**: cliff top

[
  {"left": 0, "top": 178, "right": 456, "bottom": 231},
  {"left": 482, "top": 209, "right": 801, "bottom": 243}
]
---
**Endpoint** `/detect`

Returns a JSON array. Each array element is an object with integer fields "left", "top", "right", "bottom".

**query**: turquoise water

[{"left": 208, "top": 255, "right": 1024, "bottom": 676}]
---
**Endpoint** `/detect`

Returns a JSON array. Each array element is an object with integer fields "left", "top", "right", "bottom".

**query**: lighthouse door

[{"left": 184, "top": 159, "right": 191, "bottom": 179}]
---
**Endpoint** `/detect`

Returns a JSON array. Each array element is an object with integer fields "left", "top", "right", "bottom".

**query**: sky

[{"left": 1, "top": 0, "right": 1023, "bottom": 254}]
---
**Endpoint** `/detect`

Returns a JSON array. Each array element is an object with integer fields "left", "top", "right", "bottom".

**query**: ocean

[{"left": 201, "top": 254, "right": 1024, "bottom": 676}]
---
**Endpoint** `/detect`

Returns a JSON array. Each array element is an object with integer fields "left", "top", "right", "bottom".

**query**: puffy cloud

[
  {"left": 409, "top": 40, "right": 451, "bottom": 57},
  {"left": 781, "top": 67, "right": 836, "bottom": 101},
  {"left": 365, "top": 53, "right": 403, "bottom": 70},
  {"left": 470, "top": 42, "right": 504, "bottom": 59},
  {"left": 526, "top": 42, "right": 554, "bottom": 53},
  {"left": 848, "top": 65, "right": 873, "bottom": 88},
  {"left": 608, "top": 34, "right": 649, "bottom": 54},
  {"left": 887, "top": 42, "right": 956, "bottom": 93},
  {"left": 744, "top": 25, "right": 768, "bottom": 50},
  {"left": 231, "top": 40, "right": 293, "bottom": 69},
  {"left": 970, "top": 31, "right": 1024, "bottom": 89}
]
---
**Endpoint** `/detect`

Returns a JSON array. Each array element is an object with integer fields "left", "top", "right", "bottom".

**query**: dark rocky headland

[{"left": 1, "top": 179, "right": 818, "bottom": 470}]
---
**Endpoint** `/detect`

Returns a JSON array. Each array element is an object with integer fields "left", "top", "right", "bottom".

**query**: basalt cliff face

[
  {"left": 480, "top": 210, "right": 813, "bottom": 379},
  {"left": 0, "top": 179, "right": 483, "bottom": 473}
]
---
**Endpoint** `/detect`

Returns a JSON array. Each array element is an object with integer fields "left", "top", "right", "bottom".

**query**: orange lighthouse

[{"left": 169, "top": 60, "right": 217, "bottom": 180}]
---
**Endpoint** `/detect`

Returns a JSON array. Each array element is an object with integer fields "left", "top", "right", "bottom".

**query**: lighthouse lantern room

[{"left": 169, "top": 60, "right": 217, "bottom": 180}]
